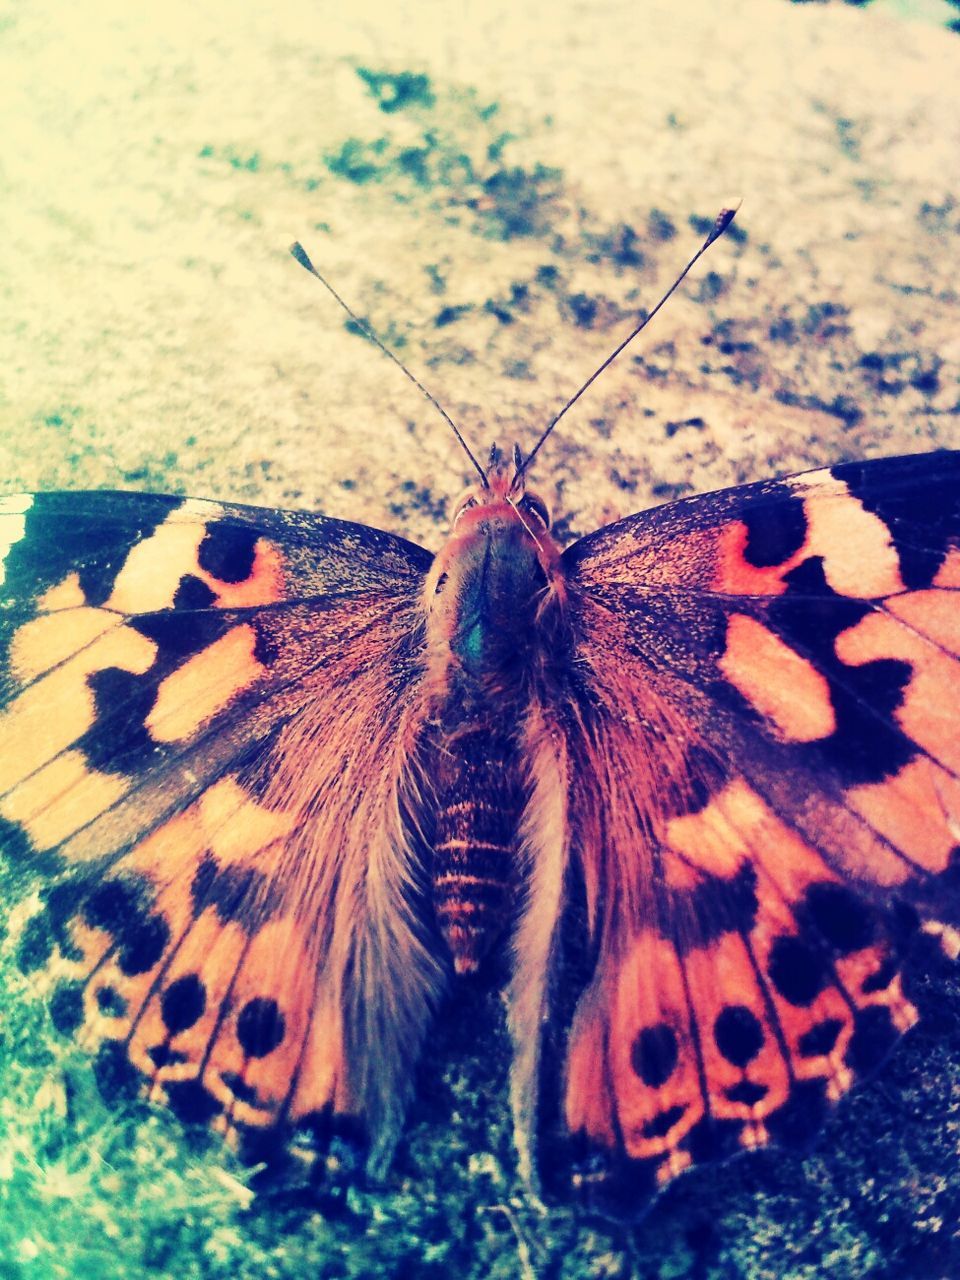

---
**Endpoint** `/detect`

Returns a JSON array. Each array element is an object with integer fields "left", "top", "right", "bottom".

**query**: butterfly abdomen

[
  {"left": 432, "top": 722, "right": 526, "bottom": 973},
  {"left": 423, "top": 476, "right": 565, "bottom": 974}
]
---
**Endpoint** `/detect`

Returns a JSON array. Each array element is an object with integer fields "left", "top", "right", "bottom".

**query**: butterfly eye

[
  {"left": 452, "top": 495, "right": 479, "bottom": 524},
  {"left": 519, "top": 493, "right": 551, "bottom": 529}
]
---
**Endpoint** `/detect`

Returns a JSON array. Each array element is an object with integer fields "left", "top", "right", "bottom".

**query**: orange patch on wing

[
  {"left": 0, "top": 625, "right": 156, "bottom": 794},
  {"left": 663, "top": 788, "right": 754, "bottom": 885},
  {"left": 846, "top": 757, "right": 960, "bottom": 875},
  {"left": 146, "top": 625, "right": 264, "bottom": 744},
  {"left": 802, "top": 490, "right": 902, "bottom": 598},
  {"left": 38, "top": 572, "right": 86, "bottom": 612},
  {"left": 884, "top": 590, "right": 960, "bottom": 657},
  {"left": 934, "top": 547, "right": 960, "bottom": 588},
  {"left": 123, "top": 807, "right": 209, "bottom": 893},
  {"left": 290, "top": 981, "right": 352, "bottom": 1120},
  {"left": 714, "top": 485, "right": 903, "bottom": 598},
  {"left": 104, "top": 508, "right": 284, "bottom": 614},
  {"left": 106, "top": 513, "right": 215, "bottom": 613},
  {"left": 198, "top": 777, "right": 297, "bottom": 864},
  {"left": 10, "top": 607, "right": 118, "bottom": 683},
  {"left": 665, "top": 780, "right": 836, "bottom": 894},
  {"left": 719, "top": 614, "right": 836, "bottom": 742},
  {"left": 0, "top": 750, "right": 130, "bottom": 851},
  {"left": 130, "top": 911, "right": 247, "bottom": 1081},
  {"left": 564, "top": 996, "right": 616, "bottom": 1147},
  {"left": 836, "top": 611, "right": 960, "bottom": 773},
  {"left": 713, "top": 520, "right": 796, "bottom": 595},
  {"left": 209, "top": 916, "right": 322, "bottom": 1126}
]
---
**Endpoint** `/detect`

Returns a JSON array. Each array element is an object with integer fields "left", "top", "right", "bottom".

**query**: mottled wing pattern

[
  {"left": 535, "top": 451, "right": 960, "bottom": 1213},
  {"left": 0, "top": 490, "right": 440, "bottom": 1162}
]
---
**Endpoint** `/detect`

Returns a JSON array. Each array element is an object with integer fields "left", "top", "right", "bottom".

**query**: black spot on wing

[
  {"left": 15, "top": 912, "right": 53, "bottom": 973},
  {"left": 80, "top": 877, "right": 170, "bottom": 974},
  {"left": 0, "top": 814, "right": 34, "bottom": 867},
  {"left": 96, "top": 985, "right": 127, "bottom": 1016},
  {"left": 640, "top": 1104, "right": 687, "bottom": 1139},
  {"left": 131, "top": 606, "right": 232, "bottom": 658},
  {"left": 148, "top": 1044, "right": 188, "bottom": 1068},
  {"left": 861, "top": 953, "right": 900, "bottom": 994},
  {"left": 173, "top": 575, "right": 217, "bottom": 609},
  {"left": 726, "top": 1079, "right": 768, "bottom": 1105},
  {"left": 198, "top": 522, "right": 258, "bottom": 584},
  {"left": 166, "top": 1078, "right": 224, "bottom": 1125},
  {"left": 236, "top": 997, "right": 285, "bottom": 1058},
  {"left": 50, "top": 981, "right": 84, "bottom": 1035},
  {"left": 768, "top": 556, "right": 914, "bottom": 785},
  {"left": 768, "top": 935, "right": 827, "bottom": 1007},
  {"left": 740, "top": 490, "right": 807, "bottom": 567},
  {"left": 832, "top": 451, "right": 960, "bottom": 589},
  {"left": 800, "top": 882, "right": 875, "bottom": 955},
  {"left": 94, "top": 1039, "right": 141, "bottom": 1102},
  {"left": 116, "top": 912, "right": 170, "bottom": 976},
  {"left": 631, "top": 1023, "right": 678, "bottom": 1087},
  {"left": 221, "top": 1071, "right": 260, "bottom": 1105},
  {"left": 798, "top": 1018, "right": 843, "bottom": 1057},
  {"left": 83, "top": 878, "right": 142, "bottom": 931},
  {"left": 161, "top": 974, "right": 207, "bottom": 1034},
  {"left": 713, "top": 1004, "right": 764, "bottom": 1066},
  {"left": 79, "top": 666, "right": 162, "bottom": 772}
]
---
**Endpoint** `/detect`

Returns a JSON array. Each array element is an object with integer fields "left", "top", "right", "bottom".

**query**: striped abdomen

[
  {"left": 421, "top": 464, "right": 565, "bottom": 974},
  {"left": 432, "top": 724, "right": 525, "bottom": 974}
]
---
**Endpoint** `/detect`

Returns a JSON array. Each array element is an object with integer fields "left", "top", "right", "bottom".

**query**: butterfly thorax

[{"left": 423, "top": 476, "right": 565, "bottom": 973}]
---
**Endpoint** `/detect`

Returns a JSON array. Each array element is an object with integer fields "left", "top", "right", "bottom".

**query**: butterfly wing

[
  {"left": 0, "top": 490, "right": 441, "bottom": 1166},
  {"left": 519, "top": 451, "right": 960, "bottom": 1214}
]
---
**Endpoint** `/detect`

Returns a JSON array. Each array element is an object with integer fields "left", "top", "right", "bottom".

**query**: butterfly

[{"left": 2, "top": 222, "right": 959, "bottom": 1218}]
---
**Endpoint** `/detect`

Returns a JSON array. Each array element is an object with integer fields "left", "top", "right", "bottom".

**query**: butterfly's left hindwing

[
  {"left": 528, "top": 451, "right": 960, "bottom": 1214},
  {"left": 0, "top": 490, "right": 442, "bottom": 1162}
]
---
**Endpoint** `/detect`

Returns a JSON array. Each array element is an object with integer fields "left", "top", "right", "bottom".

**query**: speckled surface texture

[{"left": 1, "top": 1, "right": 959, "bottom": 1276}]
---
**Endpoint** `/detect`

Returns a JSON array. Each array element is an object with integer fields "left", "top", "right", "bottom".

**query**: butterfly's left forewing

[
  {"left": 0, "top": 490, "right": 441, "bottom": 1162},
  {"left": 527, "top": 451, "right": 960, "bottom": 1214}
]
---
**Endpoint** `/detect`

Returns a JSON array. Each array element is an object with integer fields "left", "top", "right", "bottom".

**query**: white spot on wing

[
  {"left": 0, "top": 493, "right": 34, "bottom": 588},
  {"left": 178, "top": 498, "right": 224, "bottom": 520}
]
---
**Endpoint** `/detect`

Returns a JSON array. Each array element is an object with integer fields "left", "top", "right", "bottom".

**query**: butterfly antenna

[
  {"left": 289, "top": 241, "right": 489, "bottom": 487},
  {"left": 514, "top": 205, "right": 740, "bottom": 485}
]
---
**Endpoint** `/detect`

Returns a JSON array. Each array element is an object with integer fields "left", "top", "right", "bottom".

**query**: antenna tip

[
  {"left": 290, "top": 241, "right": 314, "bottom": 272},
  {"left": 705, "top": 203, "right": 741, "bottom": 248}
]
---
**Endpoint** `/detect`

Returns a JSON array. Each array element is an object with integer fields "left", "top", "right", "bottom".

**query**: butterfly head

[
  {"left": 448, "top": 442, "right": 552, "bottom": 533},
  {"left": 424, "top": 443, "right": 564, "bottom": 678}
]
